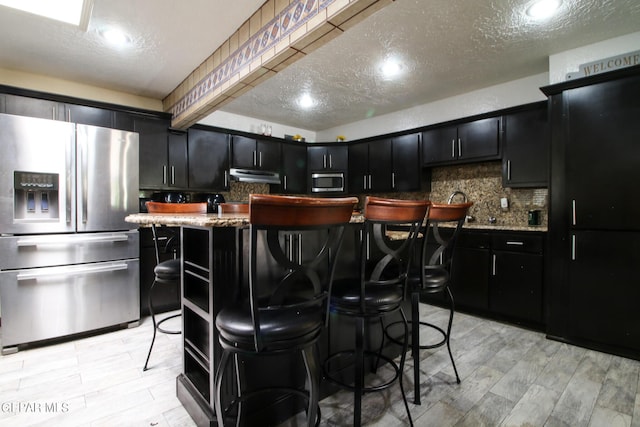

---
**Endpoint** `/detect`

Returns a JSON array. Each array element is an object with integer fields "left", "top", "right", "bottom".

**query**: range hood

[{"left": 229, "top": 168, "right": 281, "bottom": 184}]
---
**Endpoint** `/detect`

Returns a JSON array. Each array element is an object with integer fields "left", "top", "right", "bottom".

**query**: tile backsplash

[
  {"left": 145, "top": 161, "right": 547, "bottom": 229},
  {"left": 429, "top": 161, "right": 547, "bottom": 228}
]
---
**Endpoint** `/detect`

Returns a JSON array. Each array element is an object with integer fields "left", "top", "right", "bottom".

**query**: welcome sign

[{"left": 566, "top": 50, "right": 640, "bottom": 80}]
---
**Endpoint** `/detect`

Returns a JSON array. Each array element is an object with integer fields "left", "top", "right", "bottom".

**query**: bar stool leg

[
  {"left": 411, "top": 291, "right": 421, "bottom": 404},
  {"left": 445, "top": 287, "right": 461, "bottom": 384},
  {"left": 302, "top": 345, "right": 321, "bottom": 427},
  {"left": 143, "top": 280, "right": 158, "bottom": 371},
  {"left": 354, "top": 316, "right": 364, "bottom": 427}
]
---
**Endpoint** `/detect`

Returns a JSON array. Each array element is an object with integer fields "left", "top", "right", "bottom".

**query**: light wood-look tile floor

[{"left": 1, "top": 306, "right": 639, "bottom": 427}]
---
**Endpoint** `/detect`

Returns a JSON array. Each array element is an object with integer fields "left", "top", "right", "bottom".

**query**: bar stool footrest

[{"left": 323, "top": 350, "right": 401, "bottom": 394}]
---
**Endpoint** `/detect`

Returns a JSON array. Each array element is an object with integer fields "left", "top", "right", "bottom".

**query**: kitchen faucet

[{"left": 447, "top": 190, "right": 468, "bottom": 204}]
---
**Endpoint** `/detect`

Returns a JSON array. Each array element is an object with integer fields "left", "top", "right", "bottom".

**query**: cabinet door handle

[
  {"left": 224, "top": 170, "right": 228, "bottom": 187},
  {"left": 507, "top": 160, "right": 512, "bottom": 181},
  {"left": 451, "top": 139, "right": 456, "bottom": 158},
  {"left": 283, "top": 175, "right": 287, "bottom": 190},
  {"left": 492, "top": 254, "right": 496, "bottom": 275},
  {"left": 253, "top": 151, "right": 257, "bottom": 167},
  {"left": 171, "top": 166, "right": 175, "bottom": 185},
  {"left": 323, "top": 154, "right": 327, "bottom": 169},
  {"left": 571, "top": 234, "right": 576, "bottom": 260},
  {"left": 363, "top": 175, "right": 367, "bottom": 190},
  {"left": 368, "top": 174, "right": 372, "bottom": 189},
  {"left": 506, "top": 241, "right": 524, "bottom": 246},
  {"left": 329, "top": 154, "right": 333, "bottom": 169},
  {"left": 392, "top": 172, "right": 396, "bottom": 189},
  {"left": 163, "top": 165, "right": 167, "bottom": 184},
  {"left": 67, "top": 108, "right": 71, "bottom": 122},
  {"left": 458, "top": 138, "right": 462, "bottom": 158},
  {"left": 572, "top": 199, "right": 577, "bottom": 226},
  {"left": 259, "top": 151, "right": 262, "bottom": 167}
]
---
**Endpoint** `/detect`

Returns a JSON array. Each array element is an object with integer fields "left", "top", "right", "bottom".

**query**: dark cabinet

[
  {"left": 2, "top": 94, "right": 114, "bottom": 127},
  {"left": 449, "top": 231, "right": 491, "bottom": 312},
  {"left": 134, "top": 116, "right": 188, "bottom": 190},
  {"left": 567, "top": 231, "right": 640, "bottom": 353},
  {"left": 423, "top": 116, "right": 501, "bottom": 165},
  {"left": 187, "top": 127, "right": 229, "bottom": 191},
  {"left": 348, "top": 134, "right": 423, "bottom": 193},
  {"left": 490, "top": 233, "right": 543, "bottom": 324},
  {"left": 502, "top": 102, "right": 549, "bottom": 188},
  {"left": 279, "top": 142, "right": 307, "bottom": 194},
  {"left": 544, "top": 67, "right": 640, "bottom": 358},
  {"left": 231, "top": 135, "right": 280, "bottom": 171},
  {"left": 348, "top": 140, "right": 392, "bottom": 193},
  {"left": 307, "top": 145, "right": 348, "bottom": 171}
]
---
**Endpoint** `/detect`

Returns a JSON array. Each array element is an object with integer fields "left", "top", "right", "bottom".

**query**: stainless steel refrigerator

[{"left": 0, "top": 113, "right": 140, "bottom": 354}]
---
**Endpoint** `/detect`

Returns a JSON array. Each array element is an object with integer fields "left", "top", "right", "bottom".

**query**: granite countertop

[{"left": 125, "top": 213, "right": 546, "bottom": 232}]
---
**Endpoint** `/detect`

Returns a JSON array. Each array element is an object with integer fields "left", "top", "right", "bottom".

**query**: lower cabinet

[
  {"left": 425, "top": 229, "right": 545, "bottom": 328},
  {"left": 490, "top": 233, "right": 544, "bottom": 324},
  {"left": 139, "top": 227, "right": 181, "bottom": 316}
]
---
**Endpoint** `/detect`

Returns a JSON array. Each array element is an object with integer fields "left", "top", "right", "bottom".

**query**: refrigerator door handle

[
  {"left": 17, "top": 262, "right": 129, "bottom": 281},
  {"left": 16, "top": 233, "right": 130, "bottom": 247},
  {"left": 78, "top": 136, "right": 89, "bottom": 224}
]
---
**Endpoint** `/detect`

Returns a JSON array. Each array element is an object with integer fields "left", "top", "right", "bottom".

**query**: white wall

[
  {"left": 316, "top": 73, "right": 549, "bottom": 141},
  {"left": 198, "top": 110, "right": 318, "bottom": 142},
  {"left": 549, "top": 31, "right": 640, "bottom": 84},
  {"left": 0, "top": 68, "right": 163, "bottom": 111}
]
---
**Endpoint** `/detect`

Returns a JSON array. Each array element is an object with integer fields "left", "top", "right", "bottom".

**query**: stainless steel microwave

[{"left": 310, "top": 172, "right": 345, "bottom": 193}]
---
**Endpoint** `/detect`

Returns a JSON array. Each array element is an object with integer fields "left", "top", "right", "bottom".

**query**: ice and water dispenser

[{"left": 13, "top": 171, "right": 60, "bottom": 221}]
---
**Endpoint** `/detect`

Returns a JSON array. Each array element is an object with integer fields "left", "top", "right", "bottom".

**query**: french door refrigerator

[{"left": 0, "top": 113, "right": 140, "bottom": 354}]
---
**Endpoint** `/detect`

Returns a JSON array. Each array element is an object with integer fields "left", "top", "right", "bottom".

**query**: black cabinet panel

[
  {"left": 368, "top": 138, "right": 393, "bottom": 191},
  {"left": 450, "top": 234, "right": 490, "bottom": 311},
  {"left": 392, "top": 133, "right": 422, "bottom": 192},
  {"left": 279, "top": 143, "right": 307, "bottom": 194},
  {"left": 423, "top": 117, "right": 501, "bottom": 165},
  {"left": 168, "top": 131, "right": 188, "bottom": 188},
  {"left": 188, "top": 128, "right": 229, "bottom": 191},
  {"left": 65, "top": 104, "right": 114, "bottom": 127},
  {"left": 491, "top": 251, "right": 543, "bottom": 323},
  {"left": 3, "top": 94, "right": 62, "bottom": 120},
  {"left": 231, "top": 135, "right": 280, "bottom": 171},
  {"left": 565, "top": 76, "right": 640, "bottom": 230},
  {"left": 568, "top": 230, "right": 640, "bottom": 352},
  {"left": 502, "top": 103, "right": 549, "bottom": 188},
  {"left": 308, "top": 145, "right": 347, "bottom": 171},
  {"left": 135, "top": 116, "right": 171, "bottom": 189},
  {"left": 347, "top": 143, "right": 369, "bottom": 193}
]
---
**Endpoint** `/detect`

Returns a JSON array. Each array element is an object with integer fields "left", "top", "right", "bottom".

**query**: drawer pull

[{"left": 506, "top": 241, "right": 524, "bottom": 246}]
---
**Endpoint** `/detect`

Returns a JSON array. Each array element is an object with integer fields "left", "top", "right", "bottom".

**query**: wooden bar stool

[
  {"left": 214, "top": 194, "right": 357, "bottom": 426},
  {"left": 143, "top": 202, "right": 206, "bottom": 371},
  {"left": 323, "top": 196, "right": 429, "bottom": 427}
]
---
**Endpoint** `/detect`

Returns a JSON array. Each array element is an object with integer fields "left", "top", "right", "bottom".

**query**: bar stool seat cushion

[
  {"left": 153, "top": 258, "right": 181, "bottom": 282},
  {"left": 216, "top": 303, "right": 324, "bottom": 352},
  {"left": 330, "top": 279, "right": 403, "bottom": 314},
  {"left": 407, "top": 265, "right": 450, "bottom": 294}
]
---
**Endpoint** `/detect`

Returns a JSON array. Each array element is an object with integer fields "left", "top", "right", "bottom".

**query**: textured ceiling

[
  {"left": 222, "top": 0, "right": 640, "bottom": 130},
  {"left": 0, "top": 0, "right": 265, "bottom": 99},
  {"left": 0, "top": 0, "right": 639, "bottom": 131}
]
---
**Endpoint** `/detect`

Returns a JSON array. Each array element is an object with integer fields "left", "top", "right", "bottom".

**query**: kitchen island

[
  {"left": 126, "top": 211, "right": 372, "bottom": 427},
  {"left": 125, "top": 211, "right": 547, "bottom": 426}
]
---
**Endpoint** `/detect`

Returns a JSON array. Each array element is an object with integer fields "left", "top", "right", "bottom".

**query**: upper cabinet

[
  {"left": 188, "top": 127, "right": 229, "bottom": 191},
  {"left": 502, "top": 102, "right": 549, "bottom": 188},
  {"left": 348, "top": 133, "right": 425, "bottom": 193},
  {"left": 307, "top": 145, "right": 348, "bottom": 171},
  {"left": 278, "top": 142, "right": 307, "bottom": 194},
  {"left": 2, "top": 94, "right": 114, "bottom": 127},
  {"left": 135, "top": 115, "right": 184, "bottom": 190},
  {"left": 231, "top": 135, "right": 280, "bottom": 172},
  {"left": 423, "top": 116, "right": 502, "bottom": 165}
]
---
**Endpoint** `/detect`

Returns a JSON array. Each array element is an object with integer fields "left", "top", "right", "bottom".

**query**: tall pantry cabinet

[{"left": 543, "top": 65, "right": 640, "bottom": 360}]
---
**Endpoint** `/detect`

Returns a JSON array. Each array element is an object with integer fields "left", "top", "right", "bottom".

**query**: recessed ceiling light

[
  {"left": 298, "top": 93, "right": 316, "bottom": 109},
  {"left": 0, "top": 0, "right": 93, "bottom": 29},
  {"left": 379, "top": 57, "right": 404, "bottom": 80},
  {"left": 100, "top": 27, "right": 132, "bottom": 48},
  {"left": 526, "top": 0, "right": 562, "bottom": 19}
]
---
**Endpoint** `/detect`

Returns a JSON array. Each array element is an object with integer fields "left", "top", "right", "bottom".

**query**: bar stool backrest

[
  {"left": 246, "top": 194, "right": 358, "bottom": 352},
  {"left": 423, "top": 202, "right": 474, "bottom": 272},
  {"left": 358, "top": 196, "right": 430, "bottom": 314}
]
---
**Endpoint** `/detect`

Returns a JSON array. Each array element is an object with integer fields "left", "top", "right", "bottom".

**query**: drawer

[
  {"left": 491, "top": 233, "right": 543, "bottom": 253},
  {"left": 457, "top": 230, "right": 491, "bottom": 249}
]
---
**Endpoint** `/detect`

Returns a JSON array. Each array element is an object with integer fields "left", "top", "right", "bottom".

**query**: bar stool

[
  {"left": 218, "top": 202, "right": 249, "bottom": 214},
  {"left": 143, "top": 202, "right": 206, "bottom": 371},
  {"left": 323, "top": 196, "right": 429, "bottom": 427},
  {"left": 214, "top": 194, "right": 357, "bottom": 427},
  {"left": 406, "top": 202, "right": 472, "bottom": 404}
]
